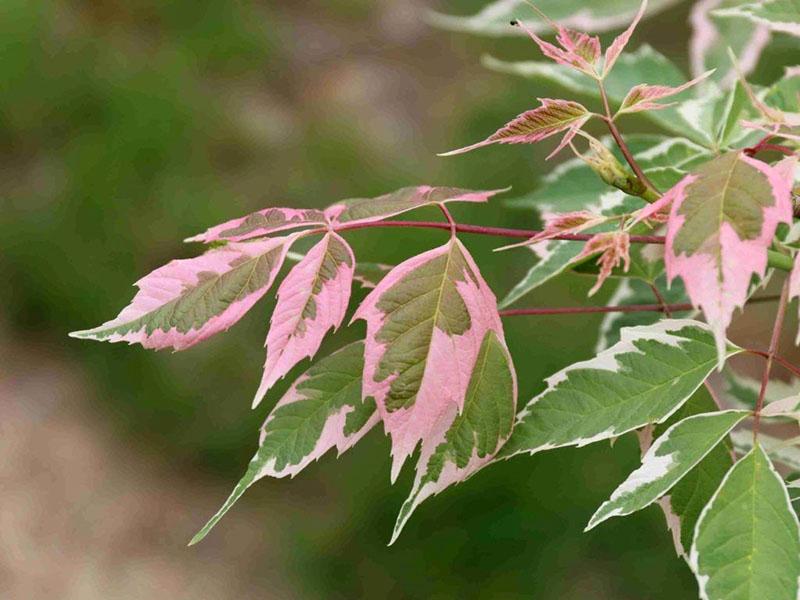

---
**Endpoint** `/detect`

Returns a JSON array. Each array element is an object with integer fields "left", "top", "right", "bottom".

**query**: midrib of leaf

[
  {"left": 147, "top": 247, "right": 278, "bottom": 336},
  {"left": 380, "top": 241, "right": 461, "bottom": 409},
  {"left": 546, "top": 356, "right": 716, "bottom": 425}
]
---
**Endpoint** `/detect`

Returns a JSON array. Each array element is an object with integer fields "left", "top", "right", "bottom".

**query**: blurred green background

[{"left": 1, "top": 1, "right": 767, "bottom": 598}]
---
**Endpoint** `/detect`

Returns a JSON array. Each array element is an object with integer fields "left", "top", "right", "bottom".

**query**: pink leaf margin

[
  {"left": 253, "top": 232, "right": 355, "bottom": 408},
  {"left": 664, "top": 155, "right": 795, "bottom": 364},
  {"left": 70, "top": 235, "right": 297, "bottom": 351},
  {"left": 353, "top": 239, "right": 504, "bottom": 483}
]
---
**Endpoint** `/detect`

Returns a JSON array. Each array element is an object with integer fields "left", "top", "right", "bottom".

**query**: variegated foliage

[{"left": 72, "top": 2, "right": 800, "bottom": 597}]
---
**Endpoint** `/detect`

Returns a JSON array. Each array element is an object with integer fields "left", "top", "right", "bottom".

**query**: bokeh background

[{"left": 1, "top": 1, "right": 792, "bottom": 598}]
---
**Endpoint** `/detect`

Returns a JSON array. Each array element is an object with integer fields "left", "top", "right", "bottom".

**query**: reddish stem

[
  {"left": 598, "top": 83, "right": 660, "bottom": 197},
  {"left": 753, "top": 278, "right": 791, "bottom": 439},
  {"left": 332, "top": 220, "right": 666, "bottom": 244},
  {"left": 499, "top": 303, "right": 692, "bottom": 317}
]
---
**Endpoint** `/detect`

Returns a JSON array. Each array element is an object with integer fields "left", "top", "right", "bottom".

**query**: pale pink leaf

[
  {"left": 186, "top": 208, "right": 325, "bottom": 244},
  {"left": 603, "top": 0, "right": 648, "bottom": 76},
  {"left": 439, "top": 99, "right": 590, "bottom": 157},
  {"left": 663, "top": 153, "right": 794, "bottom": 365},
  {"left": 576, "top": 232, "right": 631, "bottom": 296},
  {"left": 253, "top": 232, "right": 355, "bottom": 408},
  {"left": 390, "top": 330, "right": 517, "bottom": 543},
  {"left": 353, "top": 238, "right": 505, "bottom": 482},
  {"left": 324, "top": 186, "right": 504, "bottom": 226},
  {"left": 70, "top": 235, "right": 296, "bottom": 350},
  {"left": 618, "top": 70, "right": 715, "bottom": 114}
]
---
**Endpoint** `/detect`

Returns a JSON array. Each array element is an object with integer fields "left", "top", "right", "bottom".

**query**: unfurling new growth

[{"left": 72, "top": 1, "right": 800, "bottom": 597}]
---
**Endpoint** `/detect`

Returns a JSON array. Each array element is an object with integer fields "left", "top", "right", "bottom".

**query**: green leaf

[
  {"left": 499, "top": 135, "right": 710, "bottom": 307},
  {"left": 499, "top": 320, "right": 743, "bottom": 459},
  {"left": 595, "top": 276, "right": 692, "bottom": 352},
  {"left": 730, "top": 430, "right": 800, "bottom": 471},
  {"left": 189, "top": 341, "right": 377, "bottom": 545},
  {"left": 587, "top": 409, "right": 747, "bottom": 531},
  {"left": 428, "top": 0, "right": 682, "bottom": 37},
  {"left": 714, "top": 0, "right": 800, "bottom": 37},
  {"left": 714, "top": 80, "right": 750, "bottom": 148},
  {"left": 655, "top": 387, "right": 737, "bottom": 556},
  {"left": 690, "top": 444, "right": 800, "bottom": 600},
  {"left": 391, "top": 330, "right": 516, "bottom": 543}
]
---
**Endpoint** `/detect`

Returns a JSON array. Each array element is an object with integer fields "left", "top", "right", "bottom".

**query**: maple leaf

[
  {"left": 253, "top": 232, "right": 355, "bottom": 408},
  {"left": 353, "top": 238, "right": 507, "bottom": 482},
  {"left": 188, "top": 186, "right": 505, "bottom": 244},
  {"left": 660, "top": 153, "right": 795, "bottom": 364},
  {"left": 513, "top": 0, "right": 648, "bottom": 78},
  {"left": 70, "top": 235, "right": 297, "bottom": 350},
  {"left": 576, "top": 231, "right": 631, "bottom": 296},
  {"left": 439, "top": 98, "right": 591, "bottom": 158},
  {"left": 618, "top": 70, "right": 715, "bottom": 114}
]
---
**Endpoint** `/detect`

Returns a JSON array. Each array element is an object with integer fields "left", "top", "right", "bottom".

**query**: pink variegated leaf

[
  {"left": 499, "top": 211, "right": 608, "bottom": 253},
  {"left": 618, "top": 70, "right": 715, "bottom": 114},
  {"left": 354, "top": 238, "right": 506, "bottom": 483},
  {"left": 557, "top": 28, "right": 602, "bottom": 66},
  {"left": 576, "top": 232, "right": 631, "bottom": 296},
  {"left": 631, "top": 179, "right": 688, "bottom": 226},
  {"left": 439, "top": 99, "right": 590, "bottom": 157},
  {"left": 186, "top": 208, "right": 325, "bottom": 244},
  {"left": 663, "top": 152, "right": 794, "bottom": 365},
  {"left": 190, "top": 341, "right": 379, "bottom": 545},
  {"left": 70, "top": 235, "right": 297, "bottom": 351},
  {"left": 253, "top": 232, "right": 355, "bottom": 408},
  {"left": 324, "top": 186, "right": 504, "bottom": 226},
  {"left": 603, "top": 0, "right": 648, "bottom": 76},
  {"left": 512, "top": 19, "right": 596, "bottom": 75},
  {"left": 390, "top": 329, "right": 516, "bottom": 543}
]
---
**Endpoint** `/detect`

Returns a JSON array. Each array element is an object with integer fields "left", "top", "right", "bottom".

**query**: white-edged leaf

[
  {"left": 731, "top": 430, "right": 800, "bottom": 471},
  {"left": 587, "top": 410, "right": 748, "bottom": 530},
  {"left": 499, "top": 320, "right": 743, "bottom": 459},
  {"left": 189, "top": 341, "right": 378, "bottom": 545},
  {"left": 390, "top": 330, "right": 517, "bottom": 544},
  {"left": 690, "top": 444, "right": 800, "bottom": 600}
]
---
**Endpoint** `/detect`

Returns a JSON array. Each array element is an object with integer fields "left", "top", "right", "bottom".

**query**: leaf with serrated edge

[
  {"left": 188, "top": 186, "right": 502, "bottom": 244},
  {"left": 690, "top": 445, "right": 800, "bottom": 600},
  {"left": 70, "top": 235, "right": 296, "bottom": 350},
  {"left": 439, "top": 99, "right": 590, "bottom": 157},
  {"left": 587, "top": 410, "right": 747, "bottom": 530},
  {"left": 390, "top": 330, "right": 516, "bottom": 544},
  {"left": 653, "top": 386, "right": 736, "bottom": 557},
  {"left": 618, "top": 71, "right": 714, "bottom": 114},
  {"left": 354, "top": 238, "right": 504, "bottom": 482},
  {"left": 189, "top": 341, "right": 378, "bottom": 545},
  {"left": 499, "top": 320, "right": 742, "bottom": 459},
  {"left": 662, "top": 152, "right": 794, "bottom": 366},
  {"left": 253, "top": 232, "right": 355, "bottom": 407},
  {"left": 325, "top": 186, "right": 504, "bottom": 226}
]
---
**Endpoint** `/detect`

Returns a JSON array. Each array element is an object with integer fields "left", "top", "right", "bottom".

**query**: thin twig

[
  {"left": 499, "top": 303, "right": 692, "bottom": 317},
  {"left": 499, "top": 295, "right": 780, "bottom": 318},
  {"left": 331, "top": 220, "right": 666, "bottom": 244},
  {"left": 437, "top": 203, "right": 457, "bottom": 237},
  {"left": 598, "top": 83, "right": 660, "bottom": 197},
  {"left": 753, "top": 277, "right": 792, "bottom": 440}
]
